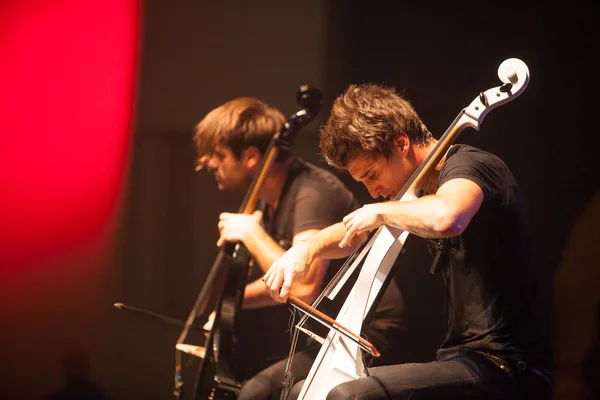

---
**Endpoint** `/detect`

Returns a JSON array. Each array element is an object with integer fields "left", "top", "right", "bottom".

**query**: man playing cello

[{"left": 265, "top": 83, "right": 555, "bottom": 399}]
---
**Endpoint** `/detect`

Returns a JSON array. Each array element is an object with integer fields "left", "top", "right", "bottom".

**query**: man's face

[
  {"left": 346, "top": 146, "right": 412, "bottom": 200},
  {"left": 206, "top": 143, "right": 254, "bottom": 193}
]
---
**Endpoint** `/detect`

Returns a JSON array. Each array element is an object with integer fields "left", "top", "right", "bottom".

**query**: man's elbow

[
  {"left": 432, "top": 213, "right": 468, "bottom": 237},
  {"left": 290, "top": 284, "right": 320, "bottom": 304}
]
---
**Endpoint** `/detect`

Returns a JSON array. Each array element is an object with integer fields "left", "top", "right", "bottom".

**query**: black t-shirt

[
  {"left": 266, "top": 159, "right": 407, "bottom": 365},
  {"left": 267, "top": 158, "right": 358, "bottom": 247},
  {"left": 435, "top": 145, "right": 552, "bottom": 368}
]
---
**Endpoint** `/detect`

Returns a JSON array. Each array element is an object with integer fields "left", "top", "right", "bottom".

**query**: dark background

[{"left": 4, "top": 1, "right": 598, "bottom": 399}]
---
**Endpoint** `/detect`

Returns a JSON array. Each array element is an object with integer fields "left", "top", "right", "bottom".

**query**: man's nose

[
  {"left": 365, "top": 183, "right": 380, "bottom": 199},
  {"left": 207, "top": 155, "right": 218, "bottom": 170}
]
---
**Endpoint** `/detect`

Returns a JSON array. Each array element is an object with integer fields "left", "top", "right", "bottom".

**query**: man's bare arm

[{"left": 264, "top": 222, "right": 367, "bottom": 302}]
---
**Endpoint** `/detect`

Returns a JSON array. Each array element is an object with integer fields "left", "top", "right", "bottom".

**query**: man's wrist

[
  {"left": 305, "top": 239, "right": 318, "bottom": 264},
  {"left": 246, "top": 224, "right": 264, "bottom": 244},
  {"left": 378, "top": 202, "right": 393, "bottom": 227}
]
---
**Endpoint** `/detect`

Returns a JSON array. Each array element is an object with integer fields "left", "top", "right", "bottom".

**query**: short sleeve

[
  {"left": 439, "top": 146, "right": 513, "bottom": 205},
  {"left": 293, "top": 182, "right": 358, "bottom": 235}
]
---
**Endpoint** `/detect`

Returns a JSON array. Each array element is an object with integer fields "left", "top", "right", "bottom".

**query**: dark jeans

[
  {"left": 237, "top": 347, "right": 320, "bottom": 400},
  {"left": 287, "top": 352, "right": 554, "bottom": 400},
  {"left": 238, "top": 321, "right": 405, "bottom": 400}
]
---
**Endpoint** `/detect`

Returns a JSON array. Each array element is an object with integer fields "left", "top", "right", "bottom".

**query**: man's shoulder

[
  {"left": 449, "top": 144, "right": 489, "bottom": 157},
  {"left": 294, "top": 159, "right": 350, "bottom": 192},
  {"left": 446, "top": 144, "right": 507, "bottom": 169},
  {"left": 287, "top": 159, "right": 358, "bottom": 211}
]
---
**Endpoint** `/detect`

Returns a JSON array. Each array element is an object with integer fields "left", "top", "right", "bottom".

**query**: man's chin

[{"left": 216, "top": 182, "right": 243, "bottom": 193}]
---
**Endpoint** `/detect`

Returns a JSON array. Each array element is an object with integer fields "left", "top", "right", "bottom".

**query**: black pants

[
  {"left": 287, "top": 352, "right": 554, "bottom": 400},
  {"left": 237, "top": 347, "right": 320, "bottom": 400},
  {"left": 237, "top": 321, "right": 404, "bottom": 400}
]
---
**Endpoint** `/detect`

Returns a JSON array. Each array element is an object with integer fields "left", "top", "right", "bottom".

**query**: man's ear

[
  {"left": 394, "top": 133, "right": 410, "bottom": 154},
  {"left": 241, "top": 146, "right": 262, "bottom": 169}
]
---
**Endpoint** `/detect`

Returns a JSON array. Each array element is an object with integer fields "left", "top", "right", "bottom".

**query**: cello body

[
  {"left": 297, "top": 209, "right": 412, "bottom": 400},
  {"left": 193, "top": 242, "right": 252, "bottom": 399}
]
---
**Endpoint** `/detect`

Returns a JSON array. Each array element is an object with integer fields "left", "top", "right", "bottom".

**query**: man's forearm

[
  {"left": 380, "top": 197, "right": 451, "bottom": 238},
  {"left": 307, "top": 222, "right": 358, "bottom": 260},
  {"left": 379, "top": 179, "right": 483, "bottom": 238},
  {"left": 242, "top": 278, "right": 281, "bottom": 309},
  {"left": 242, "top": 226, "right": 285, "bottom": 273}
]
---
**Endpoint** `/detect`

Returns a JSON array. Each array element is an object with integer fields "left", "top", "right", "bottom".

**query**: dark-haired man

[{"left": 265, "top": 83, "right": 555, "bottom": 399}]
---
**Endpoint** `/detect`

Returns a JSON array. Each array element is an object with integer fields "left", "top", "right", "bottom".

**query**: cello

[
  {"left": 280, "top": 58, "right": 530, "bottom": 399},
  {"left": 172, "top": 85, "right": 323, "bottom": 400}
]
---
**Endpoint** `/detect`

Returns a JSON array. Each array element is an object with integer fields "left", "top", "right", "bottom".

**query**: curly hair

[
  {"left": 319, "top": 83, "right": 433, "bottom": 169},
  {"left": 193, "top": 97, "right": 286, "bottom": 169}
]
